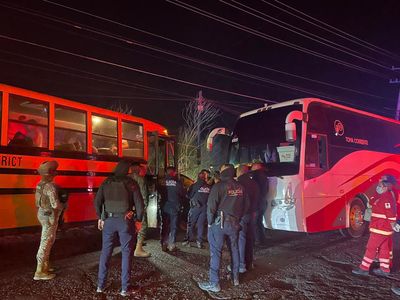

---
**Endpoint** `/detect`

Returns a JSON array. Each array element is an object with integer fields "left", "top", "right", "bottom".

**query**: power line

[
  {"left": 0, "top": 34, "right": 273, "bottom": 104},
  {"left": 33, "top": 1, "right": 384, "bottom": 99},
  {"left": 264, "top": 0, "right": 400, "bottom": 62},
  {"left": 167, "top": 0, "right": 389, "bottom": 78},
  {"left": 221, "top": 0, "right": 390, "bottom": 69}
]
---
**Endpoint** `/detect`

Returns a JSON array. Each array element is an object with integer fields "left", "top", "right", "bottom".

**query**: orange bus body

[{"left": 0, "top": 84, "right": 171, "bottom": 230}]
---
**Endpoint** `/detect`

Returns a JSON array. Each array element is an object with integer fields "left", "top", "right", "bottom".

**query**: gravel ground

[{"left": 1, "top": 226, "right": 400, "bottom": 299}]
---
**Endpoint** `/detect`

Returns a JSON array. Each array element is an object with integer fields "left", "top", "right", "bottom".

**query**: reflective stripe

[
  {"left": 379, "top": 258, "right": 390, "bottom": 263},
  {"left": 363, "top": 256, "right": 374, "bottom": 263},
  {"left": 380, "top": 263, "right": 390, "bottom": 269},
  {"left": 370, "top": 228, "right": 393, "bottom": 235},
  {"left": 371, "top": 213, "right": 387, "bottom": 219},
  {"left": 388, "top": 217, "right": 397, "bottom": 221},
  {"left": 361, "top": 261, "right": 371, "bottom": 267}
]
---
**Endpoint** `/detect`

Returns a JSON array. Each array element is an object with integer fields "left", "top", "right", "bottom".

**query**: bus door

[
  {"left": 304, "top": 132, "right": 342, "bottom": 230},
  {"left": 146, "top": 132, "right": 177, "bottom": 227},
  {"left": 146, "top": 131, "right": 159, "bottom": 228}
]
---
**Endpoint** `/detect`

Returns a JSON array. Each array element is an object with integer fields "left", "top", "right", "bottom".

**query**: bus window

[
  {"left": 8, "top": 94, "right": 48, "bottom": 148},
  {"left": 305, "top": 133, "right": 328, "bottom": 179},
  {"left": 122, "top": 121, "right": 144, "bottom": 158},
  {"left": 54, "top": 106, "right": 86, "bottom": 152},
  {"left": 92, "top": 115, "right": 117, "bottom": 155}
]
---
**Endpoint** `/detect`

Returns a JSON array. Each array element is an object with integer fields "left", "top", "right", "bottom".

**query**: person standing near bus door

[
  {"left": 95, "top": 160, "right": 144, "bottom": 297},
  {"left": 198, "top": 164, "right": 247, "bottom": 293},
  {"left": 182, "top": 169, "right": 211, "bottom": 249},
  {"left": 236, "top": 164, "right": 259, "bottom": 272},
  {"left": 130, "top": 163, "right": 151, "bottom": 258},
  {"left": 250, "top": 162, "right": 269, "bottom": 245},
  {"left": 34, "top": 160, "right": 63, "bottom": 280},
  {"left": 160, "top": 166, "right": 185, "bottom": 252},
  {"left": 352, "top": 175, "right": 398, "bottom": 277}
]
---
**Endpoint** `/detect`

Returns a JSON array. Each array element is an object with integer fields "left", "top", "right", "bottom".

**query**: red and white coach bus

[
  {"left": 223, "top": 98, "right": 400, "bottom": 237},
  {"left": 0, "top": 84, "right": 176, "bottom": 231}
]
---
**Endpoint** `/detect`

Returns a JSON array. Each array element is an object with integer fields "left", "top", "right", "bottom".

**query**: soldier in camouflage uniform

[
  {"left": 130, "top": 163, "right": 151, "bottom": 258},
  {"left": 34, "top": 160, "right": 63, "bottom": 280}
]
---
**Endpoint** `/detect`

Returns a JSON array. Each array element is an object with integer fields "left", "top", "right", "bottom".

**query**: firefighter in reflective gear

[
  {"left": 130, "top": 163, "right": 151, "bottom": 258},
  {"left": 352, "top": 176, "right": 397, "bottom": 277},
  {"left": 182, "top": 169, "right": 211, "bottom": 248},
  {"left": 95, "top": 160, "right": 144, "bottom": 296},
  {"left": 34, "top": 160, "right": 62, "bottom": 280},
  {"left": 198, "top": 164, "right": 248, "bottom": 293}
]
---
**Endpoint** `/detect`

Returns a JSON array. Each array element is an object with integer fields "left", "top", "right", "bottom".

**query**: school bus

[{"left": 0, "top": 84, "right": 176, "bottom": 231}]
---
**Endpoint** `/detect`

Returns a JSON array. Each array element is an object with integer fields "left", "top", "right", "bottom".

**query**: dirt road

[{"left": 1, "top": 226, "right": 399, "bottom": 299}]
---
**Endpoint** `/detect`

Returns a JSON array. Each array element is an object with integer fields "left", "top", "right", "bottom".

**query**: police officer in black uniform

[
  {"left": 160, "top": 166, "right": 185, "bottom": 252},
  {"left": 94, "top": 160, "right": 144, "bottom": 297},
  {"left": 182, "top": 169, "right": 211, "bottom": 248},
  {"left": 198, "top": 164, "right": 248, "bottom": 293},
  {"left": 251, "top": 162, "right": 269, "bottom": 245},
  {"left": 236, "top": 164, "right": 260, "bottom": 272}
]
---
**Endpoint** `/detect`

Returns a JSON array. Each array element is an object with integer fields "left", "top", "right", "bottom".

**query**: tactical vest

[
  {"left": 103, "top": 178, "right": 131, "bottom": 214},
  {"left": 35, "top": 182, "right": 52, "bottom": 210}
]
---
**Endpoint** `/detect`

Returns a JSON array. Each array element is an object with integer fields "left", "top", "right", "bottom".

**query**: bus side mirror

[
  {"left": 285, "top": 110, "right": 305, "bottom": 143},
  {"left": 285, "top": 122, "right": 297, "bottom": 142}
]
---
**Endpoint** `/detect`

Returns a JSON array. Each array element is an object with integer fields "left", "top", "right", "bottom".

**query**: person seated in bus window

[
  {"left": 262, "top": 144, "right": 278, "bottom": 163},
  {"left": 110, "top": 143, "right": 118, "bottom": 155},
  {"left": 73, "top": 140, "right": 83, "bottom": 152},
  {"left": 26, "top": 119, "right": 44, "bottom": 147},
  {"left": 8, "top": 115, "right": 28, "bottom": 143},
  {"left": 8, "top": 131, "right": 34, "bottom": 147}
]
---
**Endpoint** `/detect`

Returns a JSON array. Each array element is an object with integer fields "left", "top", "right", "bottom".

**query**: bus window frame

[
  {"left": 121, "top": 119, "right": 144, "bottom": 159},
  {"left": 304, "top": 132, "right": 329, "bottom": 180},
  {"left": 54, "top": 104, "right": 87, "bottom": 154},
  {"left": 91, "top": 113, "right": 118, "bottom": 157},
  {"left": 7, "top": 93, "right": 50, "bottom": 150}
]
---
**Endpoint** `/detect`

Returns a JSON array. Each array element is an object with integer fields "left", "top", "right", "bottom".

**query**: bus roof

[
  {"left": 0, "top": 83, "right": 169, "bottom": 136},
  {"left": 240, "top": 97, "right": 400, "bottom": 125}
]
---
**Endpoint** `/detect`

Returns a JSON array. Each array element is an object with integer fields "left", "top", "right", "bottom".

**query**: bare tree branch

[{"left": 178, "top": 95, "right": 220, "bottom": 179}]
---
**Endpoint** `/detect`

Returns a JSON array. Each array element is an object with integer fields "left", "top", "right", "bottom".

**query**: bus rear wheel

[{"left": 340, "top": 197, "right": 367, "bottom": 238}]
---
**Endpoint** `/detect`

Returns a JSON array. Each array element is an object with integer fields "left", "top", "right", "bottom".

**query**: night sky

[{"left": 0, "top": 0, "right": 399, "bottom": 133}]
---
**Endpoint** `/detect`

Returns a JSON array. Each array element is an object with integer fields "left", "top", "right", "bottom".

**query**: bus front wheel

[{"left": 340, "top": 197, "right": 367, "bottom": 238}]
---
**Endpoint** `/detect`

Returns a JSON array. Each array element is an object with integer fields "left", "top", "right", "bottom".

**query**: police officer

[
  {"left": 130, "top": 163, "right": 151, "bottom": 258},
  {"left": 236, "top": 164, "right": 260, "bottom": 273},
  {"left": 182, "top": 169, "right": 211, "bottom": 249},
  {"left": 198, "top": 164, "right": 248, "bottom": 293},
  {"left": 95, "top": 160, "right": 144, "bottom": 297},
  {"left": 160, "top": 166, "right": 185, "bottom": 252},
  {"left": 34, "top": 160, "right": 63, "bottom": 280},
  {"left": 250, "top": 162, "right": 269, "bottom": 245}
]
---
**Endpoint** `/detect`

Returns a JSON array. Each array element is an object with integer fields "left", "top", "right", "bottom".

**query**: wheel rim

[{"left": 349, "top": 203, "right": 364, "bottom": 231}]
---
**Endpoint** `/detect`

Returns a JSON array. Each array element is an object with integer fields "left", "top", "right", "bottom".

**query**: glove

[
  {"left": 392, "top": 223, "right": 400, "bottom": 233},
  {"left": 98, "top": 219, "right": 104, "bottom": 231}
]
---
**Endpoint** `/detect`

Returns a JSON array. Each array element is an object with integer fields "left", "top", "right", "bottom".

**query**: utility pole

[
  {"left": 390, "top": 66, "right": 400, "bottom": 120},
  {"left": 196, "top": 91, "right": 204, "bottom": 165}
]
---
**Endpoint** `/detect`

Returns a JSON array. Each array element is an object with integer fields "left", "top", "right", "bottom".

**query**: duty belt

[{"left": 106, "top": 212, "right": 125, "bottom": 218}]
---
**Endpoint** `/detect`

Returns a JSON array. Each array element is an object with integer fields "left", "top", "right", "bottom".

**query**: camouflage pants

[
  {"left": 36, "top": 209, "right": 60, "bottom": 264},
  {"left": 137, "top": 199, "right": 149, "bottom": 242}
]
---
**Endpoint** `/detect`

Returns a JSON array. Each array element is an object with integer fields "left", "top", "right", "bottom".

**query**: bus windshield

[{"left": 230, "top": 105, "right": 302, "bottom": 176}]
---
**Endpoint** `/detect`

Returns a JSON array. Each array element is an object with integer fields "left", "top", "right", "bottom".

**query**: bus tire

[{"left": 340, "top": 197, "right": 367, "bottom": 238}]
